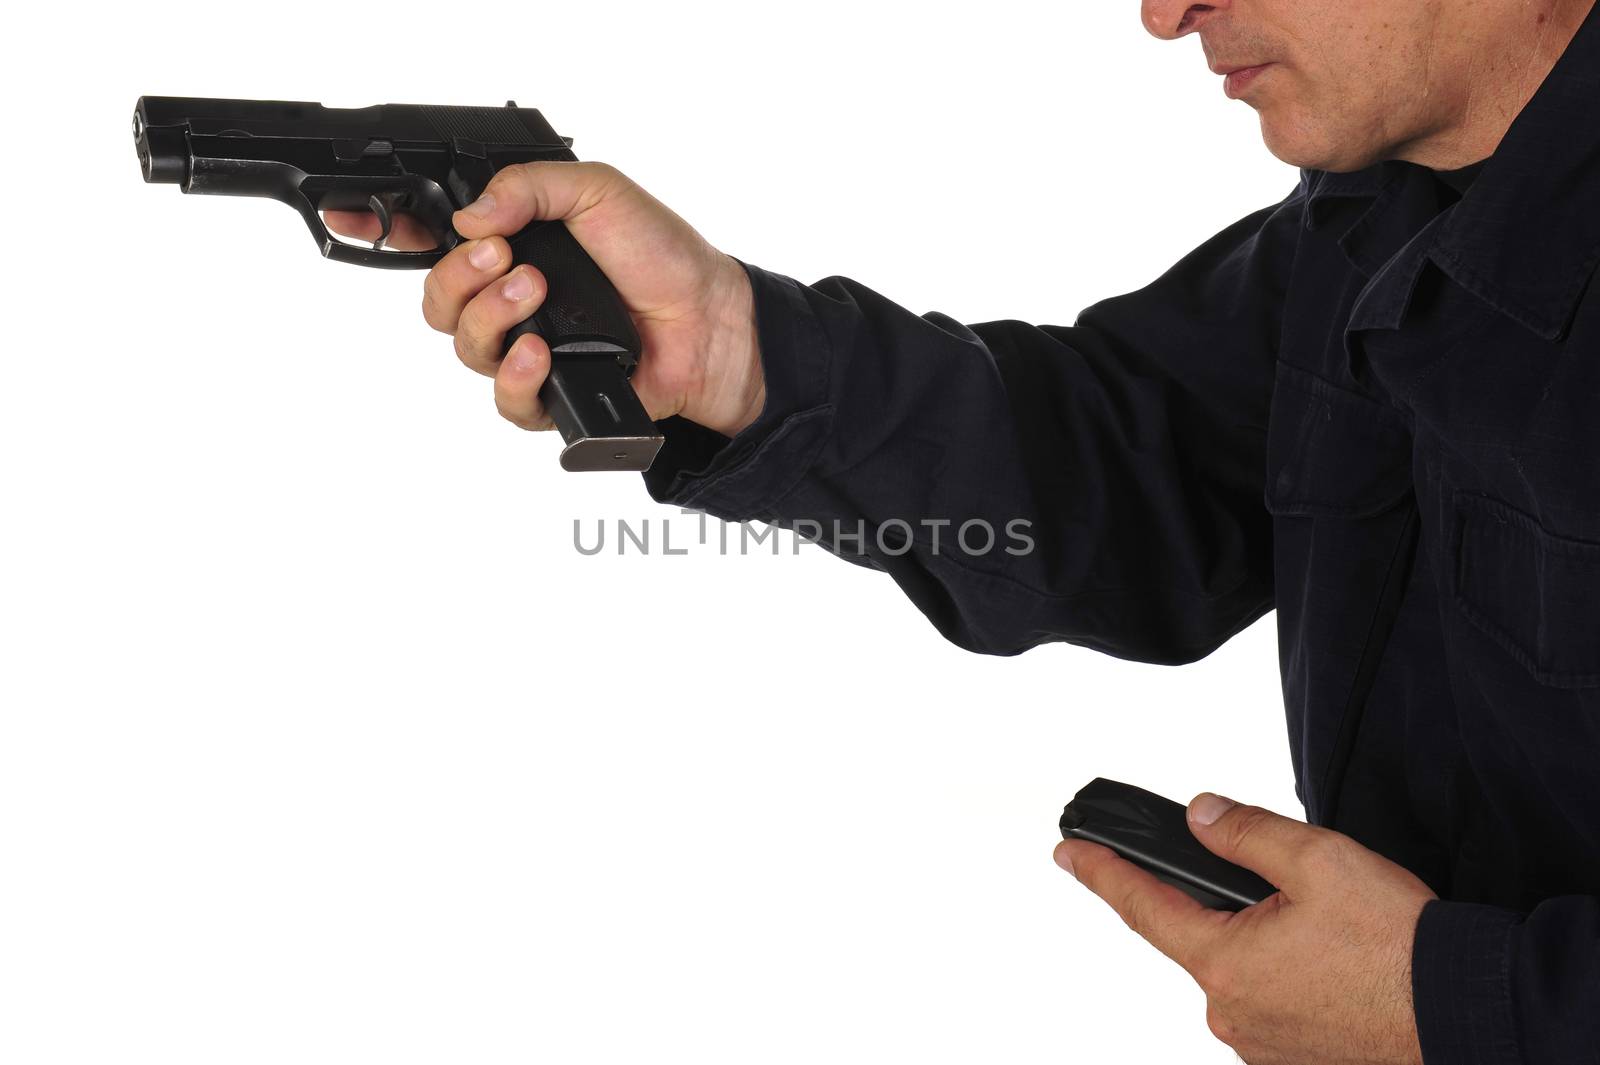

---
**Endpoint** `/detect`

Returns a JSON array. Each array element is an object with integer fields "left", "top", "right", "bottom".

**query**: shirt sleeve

[
  {"left": 643, "top": 185, "right": 1307, "bottom": 663},
  {"left": 1412, "top": 895, "right": 1600, "bottom": 1064}
]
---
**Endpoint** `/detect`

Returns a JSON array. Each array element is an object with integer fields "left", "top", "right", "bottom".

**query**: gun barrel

[
  {"left": 132, "top": 95, "right": 577, "bottom": 192},
  {"left": 132, "top": 107, "right": 186, "bottom": 184}
]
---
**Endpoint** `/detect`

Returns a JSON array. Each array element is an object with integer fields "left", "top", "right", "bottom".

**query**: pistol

[
  {"left": 133, "top": 95, "right": 663, "bottom": 473},
  {"left": 1060, "top": 777, "right": 1275, "bottom": 912}
]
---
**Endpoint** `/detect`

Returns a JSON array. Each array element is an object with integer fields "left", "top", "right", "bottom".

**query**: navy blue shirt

[{"left": 643, "top": 8, "right": 1600, "bottom": 1062}]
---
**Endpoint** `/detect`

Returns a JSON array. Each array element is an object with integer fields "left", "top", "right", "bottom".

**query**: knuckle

[
  {"left": 496, "top": 393, "right": 545, "bottom": 431},
  {"left": 455, "top": 300, "right": 480, "bottom": 340},
  {"left": 1204, "top": 1002, "right": 1235, "bottom": 1046},
  {"left": 494, "top": 392, "right": 520, "bottom": 425},
  {"left": 456, "top": 306, "right": 490, "bottom": 356},
  {"left": 1303, "top": 832, "right": 1348, "bottom": 873},
  {"left": 491, "top": 160, "right": 626, "bottom": 220},
  {"left": 421, "top": 276, "right": 449, "bottom": 333},
  {"left": 592, "top": 162, "right": 634, "bottom": 204},
  {"left": 1189, "top": 953, "right": 1219, "bottom": 993},
  {"left": 1199, "top": 958, "right": 1236, "bottom": 1003},
  {"left": 498, "top": 161, "right": 550, "bottom": 196},
  {"left": 1225, "top": 807, "right": 1271, "bottom": 852},
  {"left": 1117, "top": 898, "right": 1148, "bottom": 939},
  {"left": 453, "top": 326, "right": 491, "bottom": 371},
  {"left": 498, "top": 161, "right": 537, "bottom": 186}
]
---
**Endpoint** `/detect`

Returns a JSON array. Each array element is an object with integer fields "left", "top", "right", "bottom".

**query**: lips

[{"left": 1214, "top": 62, "right": 1274, "bottom": 99}]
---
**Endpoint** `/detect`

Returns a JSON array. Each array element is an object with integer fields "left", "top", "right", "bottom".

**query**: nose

[{"left": 1141, "top": 0, "right": 1227, "bottom": 40}]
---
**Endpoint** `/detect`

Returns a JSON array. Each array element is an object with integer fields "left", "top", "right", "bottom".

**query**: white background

[{"left": 3, "top": 3, "right": 1300, "bottom": 1062}]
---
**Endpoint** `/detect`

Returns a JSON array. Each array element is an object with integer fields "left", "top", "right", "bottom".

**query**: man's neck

[{"left": 1396, "top": 0, "right": 1596, "bottom": 170}]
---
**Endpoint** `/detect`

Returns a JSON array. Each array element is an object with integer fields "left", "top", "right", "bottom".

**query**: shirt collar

[{"left": 1302, "top": 1, "right": 1600, "bottom": 341}]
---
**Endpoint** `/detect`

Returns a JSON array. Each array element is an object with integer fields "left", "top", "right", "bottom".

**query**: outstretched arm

[{"left": 647, "top": 185, "right": 1306, "bottom": 662}]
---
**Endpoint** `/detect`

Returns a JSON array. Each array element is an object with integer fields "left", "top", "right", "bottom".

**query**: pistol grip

[{"left": 499, "top": 220, "right": 663, "bottom": 472}]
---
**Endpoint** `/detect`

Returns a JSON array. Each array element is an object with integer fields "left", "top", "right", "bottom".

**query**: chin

[{"left": 1257, "top": 112, "right": 1377, "bottom": 173}]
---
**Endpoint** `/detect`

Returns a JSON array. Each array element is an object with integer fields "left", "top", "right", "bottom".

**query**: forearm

[{"left": 646, "top": 245, "right": 1279, "bottom": 661}]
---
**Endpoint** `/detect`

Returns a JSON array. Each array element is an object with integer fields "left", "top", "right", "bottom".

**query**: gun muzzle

[{"left": 132, "top": 108, "right": 187, "bottom": 185}]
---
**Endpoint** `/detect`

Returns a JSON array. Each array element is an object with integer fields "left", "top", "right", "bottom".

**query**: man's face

[{"left": 1141, "top": 0, "right": 1462, "bottom": 171}]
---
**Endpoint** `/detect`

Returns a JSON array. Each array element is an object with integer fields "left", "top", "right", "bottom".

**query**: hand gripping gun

[{"left": 133, "top": 96, "right": 663, "bottom": 472}]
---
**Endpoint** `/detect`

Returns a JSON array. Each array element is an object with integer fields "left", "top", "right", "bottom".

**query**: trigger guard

[
  {"left": 289, "top": 191, "right": 445, "bottom": 269},
  {"left": 324, "top": 242, "right": 446, "bottom": 269}
]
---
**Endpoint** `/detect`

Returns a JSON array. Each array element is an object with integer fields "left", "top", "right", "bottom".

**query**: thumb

[
  {"left": 1186, "top": 793, "right": 1328, "bottom": 898},
  {"left": 453, "top": 160, "right": 624, "bottom": 239}
]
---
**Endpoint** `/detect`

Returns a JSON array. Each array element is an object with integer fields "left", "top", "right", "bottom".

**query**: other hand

[{"left": 1055, "top": 793, "right": 1436, "bottom": 1064}]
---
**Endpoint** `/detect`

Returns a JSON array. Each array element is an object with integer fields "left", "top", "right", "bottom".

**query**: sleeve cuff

[
  {"left": 641, "top": 257, "right": 835, "bottom": 521},
  {"left": 1411, "top": 897, "right": 1524, "bottom": 1064}
]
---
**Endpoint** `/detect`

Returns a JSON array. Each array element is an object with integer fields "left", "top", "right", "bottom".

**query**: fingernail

[
  {"left": 468, "top": 241, "right": 499, "bottom": 270},
  {"left": 462, "top": 193, "right": 496, "bottom": 219},
  {"left": 510, "top": 338, "right": 541, "bottom": 373},
  {"left": 1189, "top": 793, "right": 1237, "bottom": 826},
  {"left": 501, "top": 271, "right": 534, "bottom": 302},
  {"left": 1053, "top": 843, "right": 1075, "bottom": 877}
]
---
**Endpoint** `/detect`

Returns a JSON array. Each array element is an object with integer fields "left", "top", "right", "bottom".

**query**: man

[{"left": 329, "top": 1, "right": 1600, "bottom": 1060}]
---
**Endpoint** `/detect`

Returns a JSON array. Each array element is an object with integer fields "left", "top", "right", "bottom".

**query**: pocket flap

[
  {"left": 1452, "top": 491, "right": 1600, "bottom": 688},
  {"left": 1264, "top": 361, "right": 1414, "bottom": 518}
]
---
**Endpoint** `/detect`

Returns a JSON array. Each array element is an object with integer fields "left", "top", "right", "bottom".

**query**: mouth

[{"left": 1213, "top": 62, "right": 1275, "bottom": 99}]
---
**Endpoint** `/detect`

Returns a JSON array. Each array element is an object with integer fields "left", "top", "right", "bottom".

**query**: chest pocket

[
  {"left": 1264, "top": 360, "right": 1414, "bottom": 518},
  {"left": 1263, "top": 359, "right": 1418, "bottom": 824},
  {"left": 1450, "top": 491, "right": 1600, "bottom": 689}
]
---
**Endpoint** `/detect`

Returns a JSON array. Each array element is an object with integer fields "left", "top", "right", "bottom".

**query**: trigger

[{"left": 367, "top": 192, "right": 403, "bottom": 251}]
